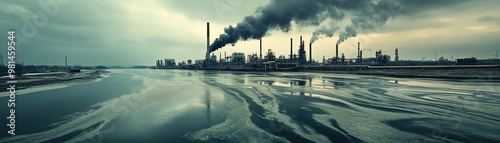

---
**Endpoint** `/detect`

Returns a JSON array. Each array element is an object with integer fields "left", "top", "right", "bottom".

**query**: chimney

[
  {"left": 206, "top": 22, "right": 210, "bottom": 60},
  {"left": 290, "top": 38, "right": 293, "bottom": 59},
  {"left": 0, "top": 53, "right": 3, "bottom": 66},
  {"left": 300, "top": 36, "right": 302, "bottom": 48},
  {"left": 309, "top": 42, "right": 312, "bottom": 63},
  {"left": 357, "top": 42, "right": 360, "bottom": 63},
  {"left": 300, "top": 36, "right": 302, "bottom": 61},
  {"left": 360, "top": 50, "right": 363, "bottom": 63},
  {"left": 336, "top": 45, "right": 339, "bottom": 62},
  {"left": 260, "top": 38, "right": 262, "bottom": 60},
  {"left": 299, "top": 36, "right": 305, "bottom": 64},
  {"left": 395, "top": 48, "right": 399, "bottom": 62},
  {"left": 65, "top": 56, "right": 67, "bottom": 68}
]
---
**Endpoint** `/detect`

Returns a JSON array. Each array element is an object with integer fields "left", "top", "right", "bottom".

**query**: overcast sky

[{"left": 1, "top": 0, "right": 499, "bottom": 66}]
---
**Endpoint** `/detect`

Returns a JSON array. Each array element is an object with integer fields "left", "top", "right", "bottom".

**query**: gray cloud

[
  {"left": 396, "top": 0, "right": 470, "bottom": 15},
  {"left": 0, "top": 0, "right": 498, "bottom": 66},
  {"left": 380, "top": 20, "right": 449, "bottom": 33},
  {"left": 161, "top": 0, "right": 268, "bottom": 24},
  {"left": 477, "top": 16, "right": 500, "bottom": 25},
  {"left": 0, "top": 0, "right": 211, "bottom": 66},
  {"left": 209, "top": 0, "right": 365, "bottom": 52},
  {"left": 209, "top": 0, "right": 473, "bottom": 52}
]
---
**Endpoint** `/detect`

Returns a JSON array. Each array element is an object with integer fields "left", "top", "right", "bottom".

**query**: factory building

[
  {"left": 164, "top": 59, "right": 176, "bottom": 67},
  {"left": 195, "top": 60, "right": 204, "bottom": 65},
  {"left": 278, "top": 54, "right": 287, "bottom": 62},
  {"left": 231, "top": 52, "right": 246, "bottom": 64},
  {"left": 156, "top": 60, "right": 161, "bottom": 68},
  {"left": 374, "top": 50, "right": 391, "bottom": 64},
  {"left": 457, "top": 57, "right": 477, "bottom": 65},
  {"left": 248, "top": 53, "right": 260, "bottom": 63},
  {"left": 265, "top": 49, "right": 277, "bottom": 61},
  {"left": 298, "top": 36, "right": 307, "bottom": 64},
  {"left": 210, "top": 54, "right": 217, "bottom": 63},
  {"left": 178, "top": 61, "right": 187, "bottom": 67}
]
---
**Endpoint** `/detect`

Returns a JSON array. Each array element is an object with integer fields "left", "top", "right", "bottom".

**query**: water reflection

[
  {"left": 205, "top": 89, "right": 211, "bottom": 122},
  {"left": 309, "top": 78, "right": 312, "bottom": 96},
  {"left": 297, "top": 80, "right": 306, "bottom": 86}
]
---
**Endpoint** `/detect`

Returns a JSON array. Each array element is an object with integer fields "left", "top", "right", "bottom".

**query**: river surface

[{"left": 1, "top": 69, "right": 499, "bottom": 143}]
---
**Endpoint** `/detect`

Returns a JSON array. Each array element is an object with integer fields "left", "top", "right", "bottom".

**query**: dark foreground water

[{"left": 1, "top": 69, "right": 499, "bottom": 143}]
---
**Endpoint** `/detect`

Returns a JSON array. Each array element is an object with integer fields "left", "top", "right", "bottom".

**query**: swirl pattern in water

[{"left": 1, "top": 69, "right": 499, "bottom": 143}]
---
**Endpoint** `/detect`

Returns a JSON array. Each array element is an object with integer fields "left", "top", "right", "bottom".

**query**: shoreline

[{"left": 0, "top": 70, "right": 110, "bottom": 94}]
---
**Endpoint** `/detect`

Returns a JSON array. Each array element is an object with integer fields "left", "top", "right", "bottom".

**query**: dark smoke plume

[
  {"left": 310, "top": 21, "right": 339, "bottom": 44},
  {"left": 337, "top": 0, "right": 403, "bottom": 45},
  {"left": 209, "top": 0, "right": 465, "bottom": 52},
  {"left": 337, "top": 24, "right": 357, "bottom": 45}
]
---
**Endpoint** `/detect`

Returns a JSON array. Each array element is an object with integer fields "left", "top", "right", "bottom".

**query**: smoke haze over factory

[{"left": 1, "top": 0, "right": 499, "bottom": 66}]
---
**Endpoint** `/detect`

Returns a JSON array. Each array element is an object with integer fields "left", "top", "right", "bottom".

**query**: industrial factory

[{"left": 156, "top": 22, "right": 500, "bottom": 71}]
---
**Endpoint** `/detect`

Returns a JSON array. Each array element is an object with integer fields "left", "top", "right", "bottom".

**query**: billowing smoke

[
  {"left": 336, "top": 0, "right": 402, "bottom": 45},
  {"left": 337, "top": 25, "right": 357, "bottom": 45},
  {"left": 209, "top": 0, "right": 437, "bottom": 52},
  {"left": 310, "top": 21, "right": 339, "bottom": 44}
]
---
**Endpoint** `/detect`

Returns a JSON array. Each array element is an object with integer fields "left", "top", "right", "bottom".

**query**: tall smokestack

[
  {"left": 0, "top": 53, "right": 3, "bottom": 66},
  {"left": 206, "top": 22, "right": 210, "bottom": 60},
  {"left": 290, "top": 38, "right": 293, "bottom": 59},
  {"left": 309, "top": 42, "right": 312, "bottom": 63},
  {"left": 300, "top": 36, "right": 302, "bottom": 48},
  {"left": 260, "top": 38, "right": 262, "bottom": 60},
  {"left": 395, "top": 48, "right": 399, "bottom": 62},
  {"left": 300, "top": 36, "right": 302, "bottom": 61},
  {"left": 336, "top": 45, "right": 338, "bottom": 62},
  {"left": 360, "top": 50, "right": 363, "bottom": 63},
  {"left": 357, "top": 42, "right": 360, "bottom": 63},
  {"left": 65, "top": 56, "right": 67, "bottom": 68}
]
